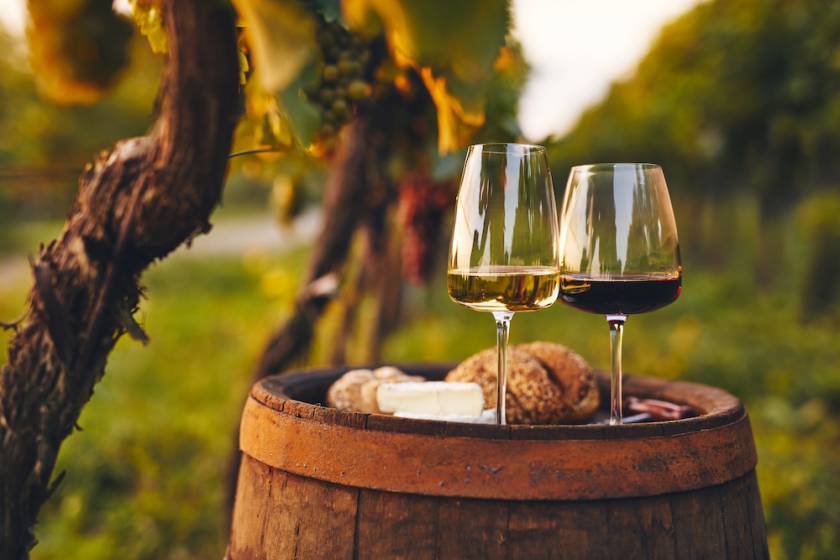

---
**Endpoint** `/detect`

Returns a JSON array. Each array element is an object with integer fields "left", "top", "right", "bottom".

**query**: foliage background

[{"left": 1, "top": 0, "right": 839, "bottom": 558}]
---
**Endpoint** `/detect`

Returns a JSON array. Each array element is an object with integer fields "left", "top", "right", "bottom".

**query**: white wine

[{"left": 447, "top": 266, "right": 560, "bottom": 312}]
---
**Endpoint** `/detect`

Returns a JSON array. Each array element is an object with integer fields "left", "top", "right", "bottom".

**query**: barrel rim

[
  {"left": 239, "top": 364, "right": 757, "bottom": 500},
  {"left": 250, "top": 363, "right": 744, "bottom": 440}
]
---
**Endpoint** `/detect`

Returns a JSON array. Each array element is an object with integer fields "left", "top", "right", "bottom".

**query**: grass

[
  {"left": 0, "top": 245, "right": 837, "bottom": 559},
  {"left": 0, "top": 251, "right": 306, "bottom": 559},
  {"left": 0, "top": 220, "right": 65, "bottom": 257}
]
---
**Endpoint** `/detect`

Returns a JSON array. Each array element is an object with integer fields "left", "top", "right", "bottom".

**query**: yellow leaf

[
  {"left": 233, "top": 0, "right": 318, "bottom": 94},
  {"left": 343, "top": 0, "right": 508, "bottom": 152},
  {"left": 420, "top": 68, "right": 484, "bottom": 153}
]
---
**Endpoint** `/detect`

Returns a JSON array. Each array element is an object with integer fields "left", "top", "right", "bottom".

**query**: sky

[
  {"left": 0, "top": 0, "right": 700, "bottom": 141},
  {"left": 511, "top": 0, "right": 701, "bottom": 139}
]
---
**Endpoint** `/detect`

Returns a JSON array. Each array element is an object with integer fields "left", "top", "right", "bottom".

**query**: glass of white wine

[{"left": 447, "top": 143, "right": 561, "bottom": 425}]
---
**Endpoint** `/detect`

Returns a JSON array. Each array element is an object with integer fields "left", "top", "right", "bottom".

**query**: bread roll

[
  {"left": 445, "top": 342, "right": 599, "bottom": 424},
  {"left": 327, "top": 367, "right": 423, "bottom": 413}
]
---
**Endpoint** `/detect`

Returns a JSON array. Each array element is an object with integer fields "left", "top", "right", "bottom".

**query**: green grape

[
  {"left": 330, "top": 87, "right": 350, "bottom": 107},
  {"left": 307, "top": 16, "right": 375, "bottom": 153},
  {"left": 323, "top": 65, "right": 339, "bottom": 82},
  {"left": 338, "top": 60, "right": 361, "bottom": 78},
  {"left": 347, "top": 80, "right": 372, "bottom": 101},
  {"left": 332, "top": 98, "right": 350, "bottom": 118}
]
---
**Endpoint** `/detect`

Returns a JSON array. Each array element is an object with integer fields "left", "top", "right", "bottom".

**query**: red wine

[{"left": 559, "top": 273, "right": 682, "bottom": 315}]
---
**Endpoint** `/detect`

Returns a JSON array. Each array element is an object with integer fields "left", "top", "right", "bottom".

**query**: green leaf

[
  {"left": 233, "top": 0, "right": 319, "bottom": 93},
  {"left": 276, "top": 61, "right": 322, "bottom": 147},
  {"left": 344, "top": 0, "right": 509, "bottom": 152}
]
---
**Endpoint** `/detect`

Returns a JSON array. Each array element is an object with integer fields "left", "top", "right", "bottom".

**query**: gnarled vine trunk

[{"left": 0, "top": 1, "right": 239, "bottom": 556}]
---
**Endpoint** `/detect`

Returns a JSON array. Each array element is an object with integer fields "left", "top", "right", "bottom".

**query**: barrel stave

[{"left": 229, "top": 365, "right": 769, "bottom": 560}]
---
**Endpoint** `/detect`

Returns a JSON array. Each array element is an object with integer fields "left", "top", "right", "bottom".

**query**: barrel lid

[{"left": 239, "top": 365, "right": 757, "bottom": 500}]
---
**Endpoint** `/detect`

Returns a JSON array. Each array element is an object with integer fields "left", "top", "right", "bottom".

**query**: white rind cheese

[
  {"left": 394, "top": 409, "right": 497, "bottom": 424},
  {"left": 376, "top": 382, "right": 484, "bottom": 417}
]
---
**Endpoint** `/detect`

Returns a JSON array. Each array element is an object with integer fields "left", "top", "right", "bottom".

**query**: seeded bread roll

[
  {"left": 445, "top": 343, "right": 599, "bottom": 424},
  {"left": 515, "top": 342, "right": 599, "bottom": 422},
  {"left": 327, "top": 367, "right": 423, "bottom": 413}
]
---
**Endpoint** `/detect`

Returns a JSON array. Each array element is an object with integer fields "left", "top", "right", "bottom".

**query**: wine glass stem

[
  {"left": 493, "top": 311, "right": 513, "bottom": 426},
  {"left": 607, "top": 314, "right": 627, "bottom": 425}
]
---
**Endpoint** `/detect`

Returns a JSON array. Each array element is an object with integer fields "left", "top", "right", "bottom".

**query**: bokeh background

[{"left": 2, "top": 0, "right": 839, "bottom": 558}]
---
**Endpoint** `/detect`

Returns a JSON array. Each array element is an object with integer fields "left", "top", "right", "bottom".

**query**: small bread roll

[
  {"left": 445, "top": 343, "right": 599, "bottom": 424},
  {"left": 327, "top": 367, "right": 423, "bottom": 413},
  {"left": 327, "top": 369, "right": 373, "bottom": 411}
]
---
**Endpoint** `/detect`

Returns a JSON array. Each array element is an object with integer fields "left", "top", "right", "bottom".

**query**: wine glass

[
  {"left": 447, "top": 143, "right": 561, "bottom": 425},
  {"left": 557, "top": 163, "right": 682, "bottom": 425}
]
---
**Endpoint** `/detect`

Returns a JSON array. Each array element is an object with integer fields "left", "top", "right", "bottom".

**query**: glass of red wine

[{"left": 557, "top": 163, "right": 682, "bottom": 425}]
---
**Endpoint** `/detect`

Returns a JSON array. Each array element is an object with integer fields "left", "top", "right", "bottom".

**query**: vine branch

[{"left": 0, "top": 1, "right": 240, "bottom": 556}]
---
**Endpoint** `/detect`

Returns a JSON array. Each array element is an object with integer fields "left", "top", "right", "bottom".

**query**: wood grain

[
  {"left": 239, "top": 394, "right": 757, "bottom": 500},
  {"left": 355, "top": 490, "right": 439, "bottom": 559},
  {"left": 436, "top": 498, "right": 509, "bottom": 559},
  {"left": 229, "top": 365, "right": 769, "bottom": 559},
  {"left": 231, "top": 456, "right": 357, "bottom": 560}
]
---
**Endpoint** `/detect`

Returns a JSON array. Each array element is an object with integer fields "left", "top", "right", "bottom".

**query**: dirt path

[{"left": 0, "top": 210, "right": 320, "bottom": 288}]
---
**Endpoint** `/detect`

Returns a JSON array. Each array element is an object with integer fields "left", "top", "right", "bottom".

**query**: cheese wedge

[{"left": 376, "top": 382, "right": 484, "bottom": 417}]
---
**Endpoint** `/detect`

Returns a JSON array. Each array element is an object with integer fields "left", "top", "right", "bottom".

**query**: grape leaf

[
  {"left": 233, "top": 0, "right": 318, "bottom": 94},
  {"left": 129, "top": 0, "right": 167, "bottom": 54},
  {"left": 419, "top": 68, "right": 484, "bottom": 152},
  {"left": 277, "top": 61, "right": 322, "bottom": 147},
  {"left": 344, "top": 0, "right": 509, "bottom": 152}
]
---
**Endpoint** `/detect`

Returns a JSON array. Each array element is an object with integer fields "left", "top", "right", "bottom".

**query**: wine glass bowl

[
  {"left": 447, "top": 143, "right": 560, "bottom": 425},
  {"left": 557, "top": 163, "right": 682, "bottom": 424}
]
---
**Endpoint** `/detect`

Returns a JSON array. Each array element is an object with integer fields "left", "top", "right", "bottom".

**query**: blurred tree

[
  {"left": 797, "top": 192, "right": 840, "bottom": 318},
  {"left": 549, "top": 0, "right": 840, "bottom": 224}
]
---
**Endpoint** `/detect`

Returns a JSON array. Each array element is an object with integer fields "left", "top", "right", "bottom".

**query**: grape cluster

[
  {"left": 399, "top": 172, "right": 454, "bottom": 285},
  {"left": 306, "top": 20, "right": 373, "bottom": 149}
]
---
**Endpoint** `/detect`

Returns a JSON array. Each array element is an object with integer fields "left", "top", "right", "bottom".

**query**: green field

[{"left": 0, "top": 238, "right": 836, "bottom": 559}]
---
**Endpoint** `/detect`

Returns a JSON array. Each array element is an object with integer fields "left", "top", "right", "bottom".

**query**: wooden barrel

[{"left": 229, "top": 365, "right": 768, "bottom": 559}]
